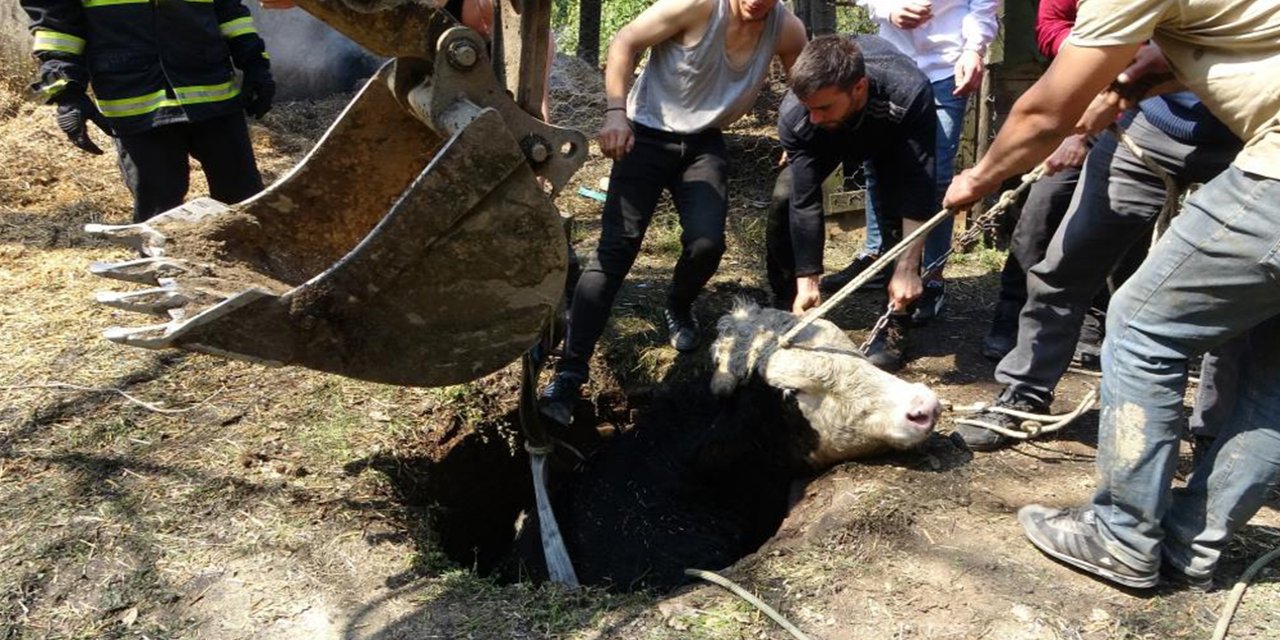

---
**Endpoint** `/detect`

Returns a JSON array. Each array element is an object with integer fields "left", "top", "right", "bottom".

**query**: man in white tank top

[{"left": 539, "top": 0, "right": 806, "bottom": 427}]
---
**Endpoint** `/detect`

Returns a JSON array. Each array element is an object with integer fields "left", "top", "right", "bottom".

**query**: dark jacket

[
  {"left": 23, "top": 0, "right": 269, "bottom": 135},
  {"left": 778, "top": 35, "right": 937, "bottom": 277}
]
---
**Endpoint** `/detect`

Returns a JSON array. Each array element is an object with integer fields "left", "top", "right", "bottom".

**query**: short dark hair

[{"left": 788, "top": 36, "right": 866, "bottom": 99}]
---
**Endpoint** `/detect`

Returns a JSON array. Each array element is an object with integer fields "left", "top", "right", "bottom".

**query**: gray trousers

[{"left": 995, "top": 112, "right": 1240, "bottom": 406}]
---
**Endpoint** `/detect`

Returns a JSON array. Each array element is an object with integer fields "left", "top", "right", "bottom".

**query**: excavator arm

[{"left": 86, "top": 0, "right": 588, "bottom": 387}]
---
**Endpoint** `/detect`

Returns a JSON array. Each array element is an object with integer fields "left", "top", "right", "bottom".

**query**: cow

[{"left": 506, "top": 299, "right": 942, "bottom": 591}]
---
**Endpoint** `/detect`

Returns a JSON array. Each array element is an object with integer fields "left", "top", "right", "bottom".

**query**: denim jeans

[
  {"left": 557, "top": 123, "right": 728, "bottom": 379},
  {"left": 863, "top": 75, "right": 967, "bottom": 277},
  {"left": 1189, "top": 335, "right": 1249, "bottom": 439},
  {"left": 995, "top": 113, "right": 1238, "bottom": 406},
  {"left": 1090, "top": 166, "right": 1280, "bottom": 578}
]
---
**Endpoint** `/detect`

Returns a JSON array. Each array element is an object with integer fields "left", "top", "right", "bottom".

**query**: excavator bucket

[{"left": 86, "top": 2, "right": 588, "bottom": 387}]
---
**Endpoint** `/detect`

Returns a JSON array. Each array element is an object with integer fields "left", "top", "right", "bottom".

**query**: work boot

[
  {"left": 538, "top": 371, "right": 584, "bottom": 427},
  {"left": 910, "top": 279, "right": 947, "bottom": 326},
  {"left": 664, "top": 306, "right": 700, "bottom": 353},
  {"left": 954, "top": 387, "right": 1050, "bottom": 451},
  {"left": 820, "top": 253, "right": 887, "bottom": 295},
  {"left": 865, "top": 315, "right": 907, "bottom": 372},
  {"left": 981, "top": 299, "right": 1021, "bottom": 361},
  {"left": 1018, "top": 505, "right": 1158, "bottom": 589},
  {"left": 1073, "top": 311, "right": 1105, "bottom": 370}
]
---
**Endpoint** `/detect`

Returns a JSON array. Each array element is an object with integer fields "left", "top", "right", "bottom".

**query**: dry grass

[{"left": 2, "top": 56, "right": 1278, "bottom": 640}]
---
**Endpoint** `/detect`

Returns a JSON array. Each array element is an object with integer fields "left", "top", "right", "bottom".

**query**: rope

[
  {"left": 1211, "top": 546, "right": 1280, "bottom": 640},
  {"left": 780, "top": 163, "right": 1049, "bottom": 349},
  {"left": 517, "top": 316, "right": 579, "bottom": 586},
  {"left": 1, "top": 381, "right": 223, "bottom": 415},
  {"left": 1108, "top": 122, "right": 1180, "bottom": 244},
  {"left": 684, "top": 568, "right": 813, "bottom": 640},
  {"left": 952, "top": 386, "right": 1098, "bottom": 440}
]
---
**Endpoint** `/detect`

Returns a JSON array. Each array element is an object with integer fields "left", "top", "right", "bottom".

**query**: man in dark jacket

[
  {"left": 769, "top": 34, "right": 937, "bottom": 371},
  {"left": 23, "top": 0, "right": 275, "bottom": 222}
]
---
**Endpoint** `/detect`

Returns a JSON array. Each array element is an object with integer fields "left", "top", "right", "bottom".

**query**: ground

[{"left": 2, "top": 58, "right": 1278, "bottom": 640}]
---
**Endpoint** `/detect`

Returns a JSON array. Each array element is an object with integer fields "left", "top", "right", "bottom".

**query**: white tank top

[{"left": 627, "top": 0, "right": 783, "bottom": 134}]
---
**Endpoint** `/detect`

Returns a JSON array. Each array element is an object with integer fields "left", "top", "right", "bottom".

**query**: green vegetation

[{"left": 552, "top": 1, "right": 881, "bottom": 58}]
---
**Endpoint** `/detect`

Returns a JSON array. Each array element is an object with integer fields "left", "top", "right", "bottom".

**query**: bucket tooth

[
  {"left": 89, "top": 257, "right": 191, "bottom": 285},
  {"left": 103, "top": 323, "right": 175, "bottom": 350},
  {"left": 84, "top": 222, "right": 166, "bottom": 256},
  {"left": 95, "top": 287, "right": 192, "bottom": 315}
]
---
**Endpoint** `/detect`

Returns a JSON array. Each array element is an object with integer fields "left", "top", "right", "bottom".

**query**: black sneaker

[
  {"left": 910, "top": 280, "right": 947, "bottom": 326},
  {"left": 1191, "top": 434, "right": 1216, "bottom": 468},
  {"left": 1073, "top": 311, "right": 1105, "bottom": 370},
  {"left": 865, "top": 316, "right": 907, "bottom": 372},
  {"left": 981, "top": 299, "right": 1021, "bottom": 361},
  {"left": 538, "top": 372, "right": 583, "bottom": 427},
  {"left": 820, "top": 253, "right": 887, "bottom": 294},
  {"left": 664, "top": 306, "right": 700, "bottom": 353},
  {"left": 954, "top": 387, "right": 1050, "bottom": 451},
  {"left": 1018, "top": 505, "right": 1158, "bottom": 589}
]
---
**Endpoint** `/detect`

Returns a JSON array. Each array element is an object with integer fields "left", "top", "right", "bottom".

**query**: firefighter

[{"left": 22, "top": 0, "right": 275, "bottom": 222}]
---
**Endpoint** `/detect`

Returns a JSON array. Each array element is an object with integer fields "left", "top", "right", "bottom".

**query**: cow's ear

[{"left": 761, "top": 348, "right": 839, "bottom": 394}]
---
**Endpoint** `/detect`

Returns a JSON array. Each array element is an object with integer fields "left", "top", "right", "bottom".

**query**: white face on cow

[
  {"left": 711, "top": 301, "right": 941, "bottom": 466},
  {"left": 764, "top": 347, "right": 940, "bottom": 458}
]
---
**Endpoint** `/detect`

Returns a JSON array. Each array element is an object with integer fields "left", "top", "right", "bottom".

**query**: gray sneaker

[
  {"left": 664, "top": 307, "right": 700, "bottom": 353},
  {"left": 1018, "top": 505, "right": 1158, "bottom": 589}
]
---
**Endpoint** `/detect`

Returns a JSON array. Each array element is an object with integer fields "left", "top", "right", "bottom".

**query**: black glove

[
  {"left": 241, "top": 65, "right": 275, "bottom": 120},
  {"left": 54, "top": 91, "right": 114, "bottom": 156}
]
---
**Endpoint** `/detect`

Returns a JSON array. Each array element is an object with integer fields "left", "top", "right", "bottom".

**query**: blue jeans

[
  {"left": 863, "top": 75, "right": 967, "bottom": 277},
  {"left": 1090, "top": 166, "right": 1280, "bottom": 579}
]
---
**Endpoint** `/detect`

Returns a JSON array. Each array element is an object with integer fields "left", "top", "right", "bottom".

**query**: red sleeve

[{"left": 1035, "top": 0, "right": 1077, "bottom": 59}]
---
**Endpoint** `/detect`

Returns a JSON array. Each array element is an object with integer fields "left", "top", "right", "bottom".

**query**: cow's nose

[{"left": 905, "top": 388, "right": 941, "bottom": 431}]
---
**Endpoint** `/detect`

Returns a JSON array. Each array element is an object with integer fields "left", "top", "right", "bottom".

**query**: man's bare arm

[
  {"left": 944, "top": 42, "right": 1141, "bottom": 207},
  {"left": 598, "top": 0, "right": 713, "bottom": 158},
  {"left": 775, "top": 11, "right": 808, "bottom": 75}
]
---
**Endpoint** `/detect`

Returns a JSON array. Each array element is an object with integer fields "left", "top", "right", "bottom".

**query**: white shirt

[{"left": 858, "top": 0, "right": 999, "bottom": 82}]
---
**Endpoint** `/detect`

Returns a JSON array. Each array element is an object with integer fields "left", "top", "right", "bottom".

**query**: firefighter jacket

[{"left": 22, "top": 0, "right": 270, "bottom": 136}]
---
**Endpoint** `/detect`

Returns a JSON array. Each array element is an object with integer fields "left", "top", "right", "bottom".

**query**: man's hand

[
  {"left": 792, "top": 275, "right": 821, "bottom": 315},
  {"left": 1076, "top": 43, "right": 1175, "bottom": 135},
  {"left": 1117, "top": 43, "right": 1171, "bottom": 88},
  {"left": 55, "top": 92, "right": 113, "bottom": 155},
  {"left": 1075, "top": 88, "right": 1123, "bottom": 136},
  {"left": 242, "top": 65, "right": 275, "bottom": 119},
  {"left": 943, "top": 168, "right": 989, "bottom": 210},
  {"left": 889, "top": 1, "right": 933, "bottom": 29},
  {"left": 887, "top": 258, "right": 922, "bottom": 312},
  {"left": 597, "top": 110, "right": 634, "bottom": 159},
  {"left": 953, "top": 49, "right": 984, "bottom": 96},
  {"left": 1044, "top": 133, "right": 1089, "bottom": 175}
]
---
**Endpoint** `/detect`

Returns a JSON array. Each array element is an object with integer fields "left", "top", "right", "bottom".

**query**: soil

[{"left": 2, "top": 56, "right": 1278, "bottom": 640}]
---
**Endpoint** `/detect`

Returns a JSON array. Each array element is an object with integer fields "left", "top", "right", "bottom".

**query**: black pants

[
  {"left": 557, "top": 124, "right": 729, "bottom": 379},
  {"left": 114, "top": 112, "right": 264, "bottom": 222},
  {"left": 766, "top": 166, "right": 902, "bottom": 310}
]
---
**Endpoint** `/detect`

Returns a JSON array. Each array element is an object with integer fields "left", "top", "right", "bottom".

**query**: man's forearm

[
  {"left": 897, "top": 218, "right": 927, "bottom": 273},
  {"left": 967, "top": 43, "right": 1140, "bottom": 195},
  {"left": 603, "top": 36, "right": 641, "bottom": 109}
]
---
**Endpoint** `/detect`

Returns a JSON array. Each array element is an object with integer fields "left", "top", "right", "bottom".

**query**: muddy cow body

[{"left": 510, "top": 301, "right": 941, "bottom": 591}]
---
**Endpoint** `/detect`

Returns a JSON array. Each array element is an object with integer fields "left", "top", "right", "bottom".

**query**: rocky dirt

[{"left": 2, "top": 57, "right": 1278, "bottom": 640}]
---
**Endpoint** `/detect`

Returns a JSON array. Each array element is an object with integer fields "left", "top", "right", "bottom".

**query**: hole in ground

[{"left": 358, "top": 375, "right": 813, "bottom": 592}]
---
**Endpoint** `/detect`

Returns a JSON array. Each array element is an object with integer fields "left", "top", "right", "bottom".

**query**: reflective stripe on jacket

[{"left": 23, "top": 0, "right": 269, "bottom": 135}]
